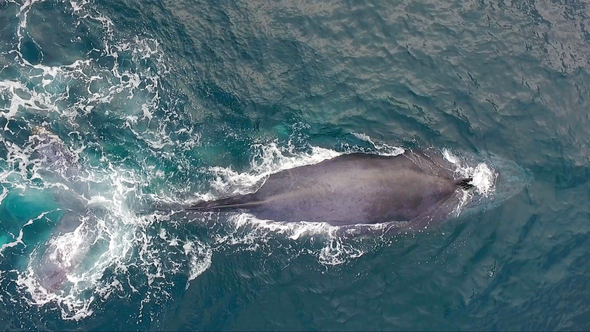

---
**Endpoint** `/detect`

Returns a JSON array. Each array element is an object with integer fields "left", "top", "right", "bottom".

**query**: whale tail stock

[
  {"left": 185, "top": 193, "right": 261, "bottom": 211},
  {"left": 455, "top": 177, "right": 474, "bottom": 190},
  {"left": 152, "top": 193, "right": 261, "bottom": 213}
]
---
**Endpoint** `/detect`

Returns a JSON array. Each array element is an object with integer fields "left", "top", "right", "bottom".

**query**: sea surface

[{"left": 0, "top": 0, "right": 589, "bottom": 330}]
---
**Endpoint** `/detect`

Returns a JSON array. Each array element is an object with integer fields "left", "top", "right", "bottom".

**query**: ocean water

[{"left": 0, "top": 0, "right": 589, "bottom": 330}]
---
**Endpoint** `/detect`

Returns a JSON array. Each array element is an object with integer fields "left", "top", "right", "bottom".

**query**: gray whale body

[{"left": 187, "top": 151, "right": 474, "bottom": 227}]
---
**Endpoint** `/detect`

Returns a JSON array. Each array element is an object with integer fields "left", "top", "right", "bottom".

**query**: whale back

[{"left": 186, "top": 151, "right": 471, "bottom": 226}]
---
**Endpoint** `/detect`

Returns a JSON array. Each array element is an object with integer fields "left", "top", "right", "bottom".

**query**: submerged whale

[
  {"left": 179, "top": 150, "right": 475, "bottom": 228},
  {"left": 29, "top": 127, "right": 100, "bottom": 291}
]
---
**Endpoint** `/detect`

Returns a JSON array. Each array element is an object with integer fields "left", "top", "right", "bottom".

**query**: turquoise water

[{"left": 0, "top": 0, "right": 589, "bottom": 330}]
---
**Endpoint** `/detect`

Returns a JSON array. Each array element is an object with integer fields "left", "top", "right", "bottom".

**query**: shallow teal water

[{"left": 0, "top": 0, "right": 589, "bottom": 330}]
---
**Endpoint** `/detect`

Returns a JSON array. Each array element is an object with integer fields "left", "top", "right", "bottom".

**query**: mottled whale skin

[{"left": 186, "top": 151, "right": 474, "bottom": 227}]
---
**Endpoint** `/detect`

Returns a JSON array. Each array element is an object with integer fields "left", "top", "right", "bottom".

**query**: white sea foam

[
  {"left": 182, "top": 241, "right": 212, "bottom": 289},
  {"left": 352, "top": 132, "right": 405, "bottom": 156},
  {"left": 443, "top": 149, "right": 497, "bottom": 197}
]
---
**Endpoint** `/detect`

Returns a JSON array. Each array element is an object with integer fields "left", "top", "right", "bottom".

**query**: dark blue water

[{"left": 0, "top": 0, "right": 589, "bottom": 330}]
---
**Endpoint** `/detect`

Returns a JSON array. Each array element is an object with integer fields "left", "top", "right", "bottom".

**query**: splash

[
  {"left": 442, "top": 148, "right": 529, "bottom": 216},
  {"left": 352, "top": 132, "right": 405, "bottom": 156},
  {"left": 443, "top": 149, "right": 497, "bottom": 197}
]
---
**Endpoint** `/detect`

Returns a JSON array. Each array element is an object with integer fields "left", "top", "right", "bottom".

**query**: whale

[
  {"left": 28, "top": 127, "right": 100, "bottom": 291},
  {"left": 176, "top": 150, "right": 475, "bottom": 229}
]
